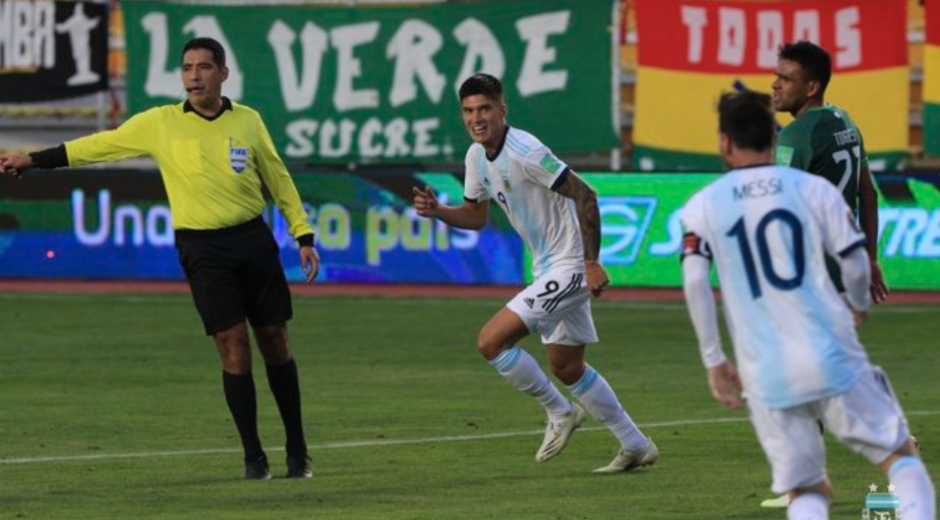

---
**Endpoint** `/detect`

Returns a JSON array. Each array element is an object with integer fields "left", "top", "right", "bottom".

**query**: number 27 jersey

[
  {"left": 680, "top": 165, "right": 869, "bottom": 409},
  {"left": 774, "top": 104, "right": 867, "bottom": 213}
]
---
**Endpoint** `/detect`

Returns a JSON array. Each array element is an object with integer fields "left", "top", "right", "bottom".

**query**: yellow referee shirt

[{"left": 65, "top": 98, "right": 313, "bottom": 239}]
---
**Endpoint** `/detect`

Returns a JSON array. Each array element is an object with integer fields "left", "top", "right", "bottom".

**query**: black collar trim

[
  {"left": 486, "top": 126, "right": 510, "bottom": 162},
  {"left": 183, "top": 97, "right": 233, "bottom": 121}
]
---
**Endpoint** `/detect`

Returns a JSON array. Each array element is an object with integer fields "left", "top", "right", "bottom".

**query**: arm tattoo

[{"left": 555, "top": 172, "right": 601, "bottom": 261}]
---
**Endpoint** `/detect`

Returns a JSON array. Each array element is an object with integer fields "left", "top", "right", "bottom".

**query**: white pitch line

[
  {"left": 2, "top": 412, "right": 937, "bottom": 466},
  {"left": 1, "top": 292, "right": 937, "bottom": 313}
]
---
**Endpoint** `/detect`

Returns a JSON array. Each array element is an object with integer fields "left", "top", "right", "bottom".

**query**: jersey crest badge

[
  {"left": 499, "top": 168, "right": 511, "bottom": 192},
  {"left": 229, "top": 138, "right": 248, "bottom": 174}
]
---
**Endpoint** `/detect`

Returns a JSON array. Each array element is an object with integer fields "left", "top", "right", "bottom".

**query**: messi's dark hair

[{"left": 718, "top": 89, "right": 775, "bottom": 152}]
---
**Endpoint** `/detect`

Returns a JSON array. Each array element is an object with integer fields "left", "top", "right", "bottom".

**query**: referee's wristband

[
  {"left": 296, "top": 234, "right": 314, "bottom": 248},
  {"left": 28, "top": 144, "right": 69, "bottom": 169}
]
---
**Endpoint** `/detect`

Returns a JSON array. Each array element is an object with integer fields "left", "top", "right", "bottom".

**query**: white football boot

[
  {"left": 535, "top": 402, "right": 586, "bottom": 462},
  {"left": 592, "top": 437, "right": 659, "bottom": 473}
]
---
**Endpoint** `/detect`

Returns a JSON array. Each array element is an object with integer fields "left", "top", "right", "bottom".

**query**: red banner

[
  {"left": 633, "top": 0, "right": 908, "bottom": 169},
  {"left": 636, "top": 0, "right": 906, "bottom": 74},
  {"left": 925, "top": 0, "right": 940, "bottom": 156},
  {"left": 928, "top": 0, "right": 939, "bottom": 47}
]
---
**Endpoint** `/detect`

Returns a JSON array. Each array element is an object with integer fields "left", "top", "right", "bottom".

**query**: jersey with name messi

[
  {"left": 774, "top": 104, "right": 868, "bottom": 213},
  {"left": 64, "top": 99, "right": 313, "bottom": 238},
  {"left": 464, "top": 127, "right": 583, "bottom": 278},
  {"left": 680, "top": 165, "right": 869, "bottom": 409}
]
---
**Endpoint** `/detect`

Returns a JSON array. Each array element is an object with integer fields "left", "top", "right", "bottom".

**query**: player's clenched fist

[
  {"left": 412, "top": 186, "right": 439, "bottom": 218},
  {"left": 0, "top": 154, "right": 33, "bottom": 177},
  {"left": 584, "top": 260, "right": 610, "bottom": 297}
]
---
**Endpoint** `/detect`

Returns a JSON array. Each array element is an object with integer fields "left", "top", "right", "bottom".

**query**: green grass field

[{"left": 0, "top": 292, "right": 936, "bottom": 519}]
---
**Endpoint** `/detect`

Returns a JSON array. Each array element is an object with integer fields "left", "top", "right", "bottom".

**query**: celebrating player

[{"left": 413, "top": 73, "right": 658, "bottom": 473}]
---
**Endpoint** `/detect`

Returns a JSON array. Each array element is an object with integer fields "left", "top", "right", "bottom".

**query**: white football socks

[
  {"left": 890, "top": 456, "right": 936, "bottom": 520},
  {"left": 787, "top": 492, "right": 828, "bottom": 520},
  {"left": 566, "top": 365, "right": 648, "bottom": 451},
  {"left": 489, "top": 346, "right": 571, "bottom": 417}
]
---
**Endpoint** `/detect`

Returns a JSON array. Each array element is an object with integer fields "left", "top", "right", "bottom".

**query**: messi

[{"left": 732, "top": 178, "right": 782, "bottom": 200}]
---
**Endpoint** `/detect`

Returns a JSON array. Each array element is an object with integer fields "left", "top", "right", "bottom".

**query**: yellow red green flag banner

[
  {"left": 633, "top": 0, "right": 908, "bottom": 170},
  {"left": 925, "top": 0, "right": 940, "bottom": 157}
]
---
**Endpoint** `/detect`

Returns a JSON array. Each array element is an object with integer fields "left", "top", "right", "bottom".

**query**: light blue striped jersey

[
  {"left": 680, "top": 164, "right": 869, "bottom": 409},
  {"left": 464, "top": 127, "right": 583, "bottom": 278}
]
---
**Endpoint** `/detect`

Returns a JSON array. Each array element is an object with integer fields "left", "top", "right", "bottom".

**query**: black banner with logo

[{"left": 0, "top": 1, "right": 109, "bottom": 101}]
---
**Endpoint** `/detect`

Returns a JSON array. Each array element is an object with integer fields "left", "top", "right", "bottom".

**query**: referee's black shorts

[{"left": 175, "top": 216, "right": 292, "bottom": 335}]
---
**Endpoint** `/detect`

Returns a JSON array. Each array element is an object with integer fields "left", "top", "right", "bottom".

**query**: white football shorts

[
  {"left": 748, "top": 365, "right": 911, "bottom": 494},
  {"left": 506, "top": 267, "right": 598, "bottom": 346}
]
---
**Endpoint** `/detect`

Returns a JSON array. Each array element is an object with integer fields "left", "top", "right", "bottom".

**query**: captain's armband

[{"left": 680, "top": 232, "right": 711, "bottom": 262}]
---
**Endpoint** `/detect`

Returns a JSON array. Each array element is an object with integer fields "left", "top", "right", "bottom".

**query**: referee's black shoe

[
  {"left": 245, "top": 453, "right": 271, "bottom": 480},
  {"left": 286, "top": 454, "right": 313, "bottom": 478}
]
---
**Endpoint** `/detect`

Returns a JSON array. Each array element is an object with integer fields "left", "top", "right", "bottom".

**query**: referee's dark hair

[
  {"left": 459, "top": 73, "right": 503, "bottom": 102},
  {"left": 182, "top": 37, "right": 226, "bottom": 68},
  {"left": 718, "top": 89, "right": 775, "bottom": 152},
  {"left": 778, "top": 41, "right": 831, "bottom": 95}
]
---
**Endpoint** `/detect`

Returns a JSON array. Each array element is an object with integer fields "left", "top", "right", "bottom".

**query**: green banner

[
  {"left": 581, "top": 173, "right": 717, "bottom": 286},
  {"left": 122, "top": 0, "right": 618, "bottom": 164},
  {"left": 572, "top": 173, "right": 940, "bottom": 290},
  {"left": 926, "top": 103, "right": 940, "bottom": 157},
  {"left": 876, "top": 175, "right": 940, "bottom": 290}
]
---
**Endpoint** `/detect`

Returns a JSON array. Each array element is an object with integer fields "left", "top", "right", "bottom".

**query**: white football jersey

[
  {"left": 681, "top": 164, "right": 870, "bottom": 409},
  {"left": 464, "top": 127, "right": 583, "bottom": 278}
]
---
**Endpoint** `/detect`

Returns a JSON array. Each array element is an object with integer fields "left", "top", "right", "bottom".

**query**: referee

[{"left": 1, "top": 37, "right": 317, "bottom": 480}]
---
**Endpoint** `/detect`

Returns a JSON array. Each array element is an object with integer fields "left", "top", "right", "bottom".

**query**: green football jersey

[{"left": 774, "top": 104, "right": 868, "bottom": 213}]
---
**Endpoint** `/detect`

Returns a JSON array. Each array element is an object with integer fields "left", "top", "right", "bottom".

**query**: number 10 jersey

[{"left": 680, "top": 164, "right": 869, "bottom": 409}]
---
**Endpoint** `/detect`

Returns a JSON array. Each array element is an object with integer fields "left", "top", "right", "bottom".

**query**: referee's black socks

[
  {"left": 222, "top": 371, "right": 264, "bottom": 460},
  {"left": 266, "top": 358, "right": 308, "bottom": 458}
]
